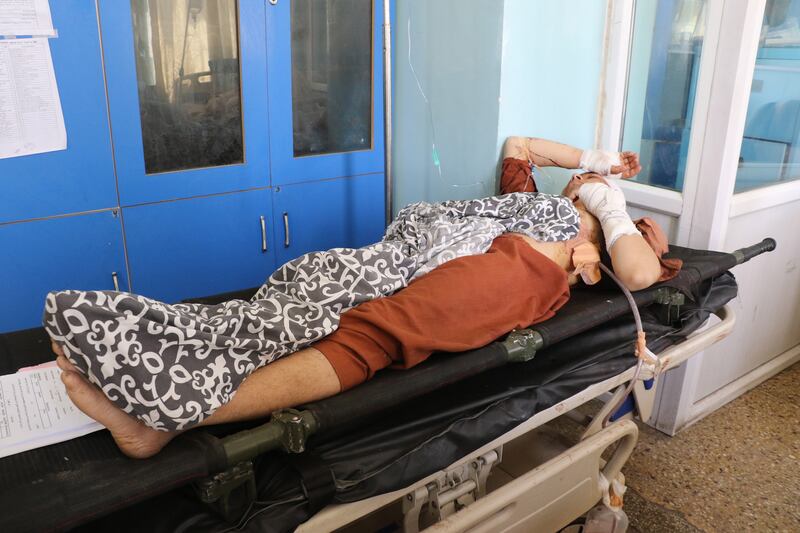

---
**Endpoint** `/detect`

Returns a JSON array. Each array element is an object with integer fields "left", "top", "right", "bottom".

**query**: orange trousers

[{"left": 314, "top": 234, "right": 571, "bottom": 391}]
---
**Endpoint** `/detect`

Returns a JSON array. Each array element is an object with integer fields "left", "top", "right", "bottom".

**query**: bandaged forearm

[
  {"left": 577, "top": 182, "right": 640, "bottom": 251},
  {"left": 579, "top": 149, "right": 622, "bottom": 178}
]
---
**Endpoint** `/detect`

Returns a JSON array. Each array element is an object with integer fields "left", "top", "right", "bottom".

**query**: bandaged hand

[
  {"left": 579, "top": 149, "right": 642, "bottom": 179},
  {"left": 577, "top": 181, "right": 640, "bottom": 251}
]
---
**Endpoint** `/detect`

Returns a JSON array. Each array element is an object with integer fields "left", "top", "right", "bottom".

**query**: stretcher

[{"left": 0, "top": 239, "right": 774, "bottom": 533}]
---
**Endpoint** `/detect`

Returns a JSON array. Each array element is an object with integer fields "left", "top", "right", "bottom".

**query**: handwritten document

[
  {"left": 0, "top": 37, "right": 65, "bottom": 159},
  {"left": 0, "top": 0, "right": 55, "bottom": 37},
  {"left": 0, "top": 363, "right": 102, "bottom": 459}
]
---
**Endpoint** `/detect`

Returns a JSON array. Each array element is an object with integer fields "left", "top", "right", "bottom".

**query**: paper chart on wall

[
  {"left": 0, "top": 0, "right": 55, "bottom": 37},
  {"left": 0, "top": 362, "right": 103, "bottom": 459},
  {"left": 0, "top": 37, "right": 66, "bottom": 159}
]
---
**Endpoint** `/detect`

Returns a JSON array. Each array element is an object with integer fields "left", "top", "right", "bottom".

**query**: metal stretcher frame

[{"left": 295, "top": 304, "right": 735, "bottom": 532}]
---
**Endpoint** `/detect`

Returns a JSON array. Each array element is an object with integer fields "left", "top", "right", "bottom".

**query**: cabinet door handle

[
  {"left": 268, "top": 0, "right": 277, "bottom": 5},
  {"left": 283, "top": 212, "right": 290, "bottom": 248},
  {"left": 260, "top": 215, "right": 268, "bottom": 252},
  {"left": 111, "top": 272, "right": 120, "bottom": 292}
]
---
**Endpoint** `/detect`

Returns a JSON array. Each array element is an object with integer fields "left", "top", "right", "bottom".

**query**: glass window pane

[
  {"left": 291, "top": 0, "right": 373, "bottom": 157},
  {"left": 622, "top": 0, "right": 706, "bottom": 191},
  {"left": 130, "top": 0, "right": 243, "bottom": 174},
  {"left": 736, "top": 0, "right": 800, "bottom": 192}
]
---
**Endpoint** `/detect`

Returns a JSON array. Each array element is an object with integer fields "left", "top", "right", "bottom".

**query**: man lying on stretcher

[{"left": 47, "top": 137, "right": 670, "bottom": 459}]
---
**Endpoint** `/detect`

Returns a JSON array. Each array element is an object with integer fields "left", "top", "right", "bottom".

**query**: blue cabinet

[
  {"left": 0, "top": 0, "right": 117, "bottom": 224},
  {"left": 98, "top": 0, "right": 270, "bottom": 205},
  {"left": 265, "top": 0, "right": 385, "bottom": 185},
  {"left": 0, "top": 1, "right": 389, "bottom": 333},
  {"left": 0, "top": 211, "right": 128, "bottom": 333},
  {"left": 123, "top": 189, "right": 275, "bottom": 303},
  {"left": 272, "top": 174, "right": 385, "bottom": 265}
]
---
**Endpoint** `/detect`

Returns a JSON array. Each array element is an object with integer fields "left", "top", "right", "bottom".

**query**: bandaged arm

[
  {"left": 579, "top": 149, "right": 623, "bottom": 178},
  {"left": 577, "top": 181, "right": 640, "bottom": 251},
  {"left": 577, "top": 181, "right": 661, "bottom": 290}
]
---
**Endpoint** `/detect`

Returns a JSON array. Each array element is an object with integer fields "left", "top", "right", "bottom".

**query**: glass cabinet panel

[
  {"left": 130, "top": 0, "right": 243, "bottom": 174},
  {"left": 735, "top": 0, "right": 800, "bottom": 192},
  {"left": 291, "top": 0, "right": 373, "bottom": 157}
]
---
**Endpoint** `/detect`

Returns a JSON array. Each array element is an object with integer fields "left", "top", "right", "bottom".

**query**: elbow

[
  {"left": 617, "top": 267, "right": 661, "bottom": 292},
  {"left": 503, "top": 137, "right": 525, "bottom": 159}
]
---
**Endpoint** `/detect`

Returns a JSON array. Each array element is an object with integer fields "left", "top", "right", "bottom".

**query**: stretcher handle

[
  {"left": 734, "top": 238, "right": 776, "bottom": 265},
  {"left": 651, "top": 303, "right": 736, "bottom": 375}
]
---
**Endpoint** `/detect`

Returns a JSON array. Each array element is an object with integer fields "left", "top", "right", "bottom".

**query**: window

[
  {"left": 291, "top": 0, "right": 373, "bottom": 157},
  {"left": 736, "top": 0, "right": 800, "bottom": 192},
  {"left": 130, "top": 0, "right": 243, "bottom": 174},
  {"left": 621, "top": 0, "right": 707, "bottom": 192}
]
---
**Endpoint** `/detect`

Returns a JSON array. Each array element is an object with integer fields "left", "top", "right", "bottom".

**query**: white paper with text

[
  {"left": 0, "top": 363, "right": 102, "bottom": 459},
  {"left": 0, "top": 0, "right": 55, "bottom": 37},
  {"left": 0, "top": 37, "right": 66, "bottom": 159}
]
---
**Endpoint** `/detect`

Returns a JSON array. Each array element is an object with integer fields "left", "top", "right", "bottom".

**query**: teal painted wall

[
  {"left": 496, "top": 0, "right": 608, "bottom": 194},
  {"left": 392, "top": 0, "right": 504, "bottom": 210},
  {"left": 392, "top": 0, "right": 608, "bottom": 208}
]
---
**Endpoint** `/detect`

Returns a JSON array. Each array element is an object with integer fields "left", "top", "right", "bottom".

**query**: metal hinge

[
  {"left": 653, "top": 287, "right": 686, "bottom": 324},
  {"left": 402, "top": 448, "right": 502, "bottom": 532},
  {"left": 272, "top": 408, "right": 314, "bottom": 454},
  {"left": 195, "top": 461, "right": 257, "bottom": 523},
  {"left": 503, "top": 329, "right": 543, "bottom": 363}
]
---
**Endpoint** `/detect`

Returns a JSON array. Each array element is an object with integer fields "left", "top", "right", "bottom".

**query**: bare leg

[
  {"left": 52, "top": 237, "right": 579, "bottom": 459},
  {"left": 54, "top": 341, "right": 340, "bottom": 459},
  {"left": 49, "top": 232, "right": 585, "bottom": 459}
]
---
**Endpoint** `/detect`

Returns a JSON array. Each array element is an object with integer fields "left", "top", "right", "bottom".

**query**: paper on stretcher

[{"left": 0, "top": 361, "right": 102, "bottom": 459}]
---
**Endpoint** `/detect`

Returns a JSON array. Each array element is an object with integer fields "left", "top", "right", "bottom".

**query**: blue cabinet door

[
  {"left": 265, "top": 0, "right": 385, "bottom": 185},
  {"left": 0, "top": 212, "right": 128, "bottom": 333},
  {"left": 98, "top": 0, "right": 270, "bottom": 205},
  {"left": 123, "top": 189, "right": 275, "bottom": 303},
  {"left": 271, "top": 174, "right": 385, "bottom": 265},
  {"left": 0, "top": 1, "right": 117, "bottom": 224}
]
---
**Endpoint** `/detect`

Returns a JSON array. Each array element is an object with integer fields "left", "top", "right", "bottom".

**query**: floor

[{"left": 620, "top": 361, "right": 800, "bottom": 533}]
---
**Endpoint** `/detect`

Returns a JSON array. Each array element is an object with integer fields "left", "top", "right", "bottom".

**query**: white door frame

[{"left": 597, "top": 0, "right": 771, "bottom": 433}]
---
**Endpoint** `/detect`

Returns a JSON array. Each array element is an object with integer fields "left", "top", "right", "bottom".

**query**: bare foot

[{"left": 56, "top": 355, "right": 176, "bottom": 459}]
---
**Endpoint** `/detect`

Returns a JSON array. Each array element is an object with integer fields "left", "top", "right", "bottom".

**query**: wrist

[{"left": 579, "top": 149, "right": 621, "bottom": 176}]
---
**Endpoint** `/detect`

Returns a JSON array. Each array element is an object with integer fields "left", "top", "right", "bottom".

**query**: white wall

[
  {"left": 628, "top": 206, "right": 679, "bottom": 242},
  {"left": 694, "top": 199, "right": 800, "bottom": 400}
]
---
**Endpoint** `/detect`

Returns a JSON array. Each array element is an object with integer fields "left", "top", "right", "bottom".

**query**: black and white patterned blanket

[{"left": 44, "top": 193, "right": 579, "bottom": 430}]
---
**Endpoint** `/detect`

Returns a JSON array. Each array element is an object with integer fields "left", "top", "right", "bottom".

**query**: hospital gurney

[{"left": 0, "top": 239, "right": 774, "bottom": 532}]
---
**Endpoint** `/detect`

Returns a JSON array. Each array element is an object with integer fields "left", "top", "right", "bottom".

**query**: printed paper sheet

[
  {"left": 0, "top": 362, "right": 102, "bottom": 459},
  {"left": 0, "top": 0, "right": 55, "bottom": 37},
  {"left": 0, "top": 37, "right": 66, "bottom": 159}
]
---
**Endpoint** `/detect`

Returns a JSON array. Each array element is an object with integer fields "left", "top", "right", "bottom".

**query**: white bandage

[
  {"left": 577, "top": 182, "right": 640, "bottom": 251},
  {"left": 579, "top": 149, "right": 622, "bottom": 178}
]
